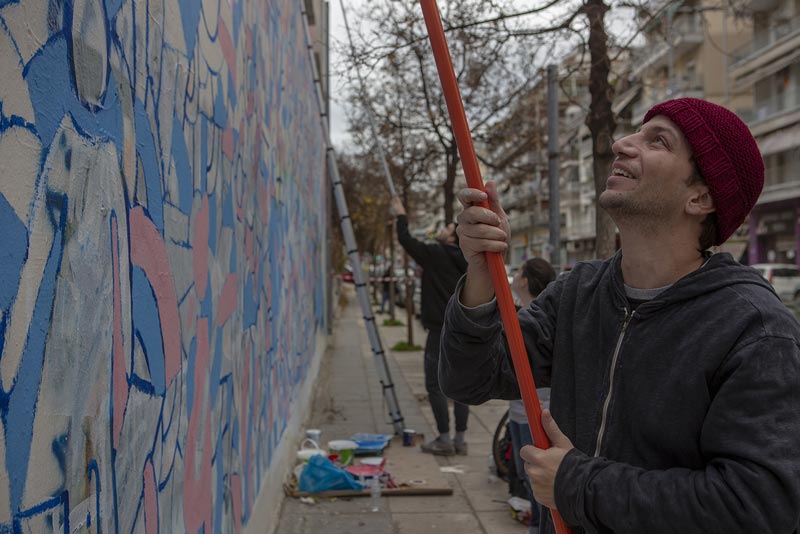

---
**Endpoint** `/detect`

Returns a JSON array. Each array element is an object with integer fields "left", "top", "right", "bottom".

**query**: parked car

[{"left": 751, "top": 263, "right": 800, "bottom": 302}]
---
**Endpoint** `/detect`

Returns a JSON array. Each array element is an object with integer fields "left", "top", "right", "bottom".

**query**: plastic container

[
  {"left": 328, "top": 440, "right": 358, "bottom": 466},
  {"left": 296, "top": 439, "right": 325, "bottom": 463}
]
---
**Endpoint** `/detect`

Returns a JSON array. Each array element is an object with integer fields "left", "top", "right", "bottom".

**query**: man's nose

[{"left": 612, "top": 133, "right": 637, "bottom": 158}]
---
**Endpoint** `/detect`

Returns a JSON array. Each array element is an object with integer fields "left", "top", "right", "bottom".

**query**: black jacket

[
  {"left": 396, "top": 215, "right": 467, "bottom": 330},
  {"left": 440, "top": 252, "right": 800, "bottom": 534}
]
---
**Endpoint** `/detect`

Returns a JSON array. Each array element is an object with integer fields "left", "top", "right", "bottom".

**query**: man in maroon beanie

[{"left": 439, "top": 98, "right": 800, "bottom": 533}]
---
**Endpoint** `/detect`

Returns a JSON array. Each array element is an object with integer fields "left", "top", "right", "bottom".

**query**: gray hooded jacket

[{"left": 440, "top": 252, "right": 800, "bottom": 534}]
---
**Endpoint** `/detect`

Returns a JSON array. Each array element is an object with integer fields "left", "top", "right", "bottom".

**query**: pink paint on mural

[
  {"left": 130, "top": 206, "right": 182, "bottom": 386},
  {"left": 144, "top": 458, "right": 159, "bottom": 534},
  {"left": 219, "top": 19, "right": 237, "bottom": 86},
  {"left": 223, "top": 123, "right": 235, "bottom": 160},
  {"left": 245, "top": 27, "right": 253, "bottom": 58},
  {"left": 217, "top": 273, "right": 238, "bottom": 326},
  {"left": 184, "top": 319, "right": 213, "bottom": 533},
  {"left": 231, "top": 473, "right": 243, "bottom": 534},
  {"left": 192, "top": 196, "right": 210, "bottom": 301},
  {"left": 111, "top": 216, "right": 129, "bottom": 448}
]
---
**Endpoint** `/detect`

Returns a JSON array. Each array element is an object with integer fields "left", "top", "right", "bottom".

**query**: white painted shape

[
  {"left": 71, "top": 0, "right": 109, "bottom": 107},
  {"left": 0, "top": 127, "right": 42, "bottom": 223},
  {"left": 162, "top": 0, "right": 187, "bottom": 54},
  {"left": 60, "top": 493, "right": 96, "bottom": 533},
  {"left": 0, "top": 0, "right": 49, "bottom": 65},
  {"left": 0, "top": 169, "right": 53, "bottom": 392},
  {"left": 0, "top": 24, "right": 34, "bottom": 122},
  {"left": 108, "top": 44, "right": 137, "bottom": 197}
]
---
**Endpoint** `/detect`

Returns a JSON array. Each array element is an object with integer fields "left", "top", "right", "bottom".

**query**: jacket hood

[{"left": 609, "top": 251, "right": 779, "bottom": 313}]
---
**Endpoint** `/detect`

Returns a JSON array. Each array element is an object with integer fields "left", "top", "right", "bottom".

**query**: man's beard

[{"left": 598, "top": 189, "right": 673, "bottom": 233}]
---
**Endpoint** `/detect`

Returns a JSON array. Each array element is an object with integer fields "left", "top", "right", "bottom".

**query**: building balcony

[
  {"left": 749, "top": 88, "right": 800, "bottom": 137},
  {"left": 631, "top": 76, "right": 704, "bottom": 125},
  {"left": 730, "top": 17, "right": 800, "bottom": 88},
  {"left": 631, "top": 13, "right": 703, "bottom": 78}
]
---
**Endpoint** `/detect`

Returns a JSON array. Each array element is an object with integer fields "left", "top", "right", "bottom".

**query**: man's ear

[{"left": 686, "top": 185, "right": 715, "bottom": 217}]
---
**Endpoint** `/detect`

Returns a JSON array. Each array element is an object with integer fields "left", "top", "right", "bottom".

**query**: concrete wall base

[{"left": 245, "top": 328, "right": 329, "bottom": 534}]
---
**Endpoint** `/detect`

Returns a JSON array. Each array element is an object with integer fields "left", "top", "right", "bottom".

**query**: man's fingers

[
  {"left": 457, "top": 187, "right": 488, "bottom": 208},
  {"left": 542, "top": 410, "right": 572, "bottom": 449},
  {"left": 456, "top": 206, "right": 502, "bottom": 227},
  {"left": 485, "top": 182, "right": 507, "bottom": 218}
]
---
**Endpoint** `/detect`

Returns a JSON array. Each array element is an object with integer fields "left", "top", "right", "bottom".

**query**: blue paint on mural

[
  {"left": 177, "top": 0, "right": 202, "bottom": 59},
  {"left": 213, "top": 78, "right": 227, "bottom": 129},
  {"left": 171, "top": 112, "right": 193, "bottom": 216},
  {"left": 0, "top": 194, "right": 26, "bottom": 312},
  {"left": 134, "top": 98, "right": 165, "bottom": 232},
  {"left": 132, "top": 266, "right": 167, "bottom": 396},
  {"left": 4, "top": 191, "right": 66, "bottom": 518},
  {"left": 24, "top": 36, "right": 124, "bottom": 150}
]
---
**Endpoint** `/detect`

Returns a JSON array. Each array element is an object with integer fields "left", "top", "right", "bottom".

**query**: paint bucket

[
  {"left": 328, "top": 439, "right": 358, "bottom": 466},
  {"left": 296, "top": 439, "right": 325, "bottom": 463},
  {"left": 402, "top": 429, "right": 416, "bottom": 447},
  {"left": 306, "top": 429, "right": 322, "bottom": 445}
]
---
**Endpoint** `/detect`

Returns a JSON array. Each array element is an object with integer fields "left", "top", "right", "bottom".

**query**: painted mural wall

[{"left": 0, "top": 0, "right": 327, "bottom": 531}]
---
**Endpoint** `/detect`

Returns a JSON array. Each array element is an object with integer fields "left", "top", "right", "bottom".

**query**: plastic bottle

[{"left": 369, "top": 476, "right": 381, "bottom": 512}]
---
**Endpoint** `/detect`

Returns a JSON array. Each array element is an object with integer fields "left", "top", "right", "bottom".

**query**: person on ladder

[{"left": 390, "top": 196, "right": 469, "bottom": 456}]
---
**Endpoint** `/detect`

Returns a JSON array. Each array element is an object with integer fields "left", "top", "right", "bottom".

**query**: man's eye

[{"left": 651, "top": 135, "right": 666, "bottom": 146}]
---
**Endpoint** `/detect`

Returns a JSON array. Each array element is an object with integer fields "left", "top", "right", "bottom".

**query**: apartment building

[
  {"left": 730, "top": 0, "right": 800, "bottom": 265},
  {"left": 631, "top": 0, "right": 753, "bottom": 125}
]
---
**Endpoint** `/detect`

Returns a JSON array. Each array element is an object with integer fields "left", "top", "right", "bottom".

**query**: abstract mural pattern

[{"left": 0, "top": 0, "right": 326, "bottom": 531}]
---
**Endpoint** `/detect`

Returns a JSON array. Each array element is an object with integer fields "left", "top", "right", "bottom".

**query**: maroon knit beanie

[{"left": 643, "top": 98, "right": 764, "bottom": 245}]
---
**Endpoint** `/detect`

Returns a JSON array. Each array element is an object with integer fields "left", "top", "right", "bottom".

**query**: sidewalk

[{"left": 275, "top": 284, "right": 528, "bottom": 534}]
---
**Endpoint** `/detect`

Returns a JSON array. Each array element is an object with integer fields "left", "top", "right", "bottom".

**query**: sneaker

[
  {"left": 420, "top": 437, "right": 455, "bottom": 456},
  {"left": 454, "top": 440, "right": 468, "bottom": 455}
]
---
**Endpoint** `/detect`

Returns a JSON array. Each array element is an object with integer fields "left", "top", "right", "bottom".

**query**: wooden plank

[{"left": 288, "top": 487, "right": 453, "bottom": 498}]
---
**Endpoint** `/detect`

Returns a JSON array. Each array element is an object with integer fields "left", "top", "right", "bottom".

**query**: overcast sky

[{"left": 327, "top": 0, "right": 358, "bottom": 150}]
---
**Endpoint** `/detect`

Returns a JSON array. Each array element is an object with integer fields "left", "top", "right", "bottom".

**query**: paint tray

[{"left": 350, "top": 433, "right": 392, "bottom": 455}]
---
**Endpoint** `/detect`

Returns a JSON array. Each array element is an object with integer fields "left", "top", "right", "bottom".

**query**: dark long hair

[{"left": 522, "top": 258, "right": 556, "bottom": 298}]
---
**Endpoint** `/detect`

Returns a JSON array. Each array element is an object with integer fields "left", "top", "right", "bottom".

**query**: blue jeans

[{"left": 509, "top": 419, "right": 541, "bottom": 531}]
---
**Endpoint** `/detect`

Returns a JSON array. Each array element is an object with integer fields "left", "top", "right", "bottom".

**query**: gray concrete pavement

[{"left": 274, "top": 285, "right": 528, "bottom": 534}]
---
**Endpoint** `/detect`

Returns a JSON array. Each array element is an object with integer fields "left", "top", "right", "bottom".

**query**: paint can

[
  {"left": 402, "top": 429, "right": 416, "bottom": 447},
  {"left": 305, "top": 428, "right": 322, "bottom": 445},
  {"left": 328, "top": 440, "right": 358, "bottom": 466}
]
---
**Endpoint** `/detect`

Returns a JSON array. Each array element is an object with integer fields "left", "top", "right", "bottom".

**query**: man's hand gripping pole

[{"left": 418, "top": 2, "right": 571, "bottom": 532}]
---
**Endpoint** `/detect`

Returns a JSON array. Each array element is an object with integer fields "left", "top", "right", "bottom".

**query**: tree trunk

[
  {"left": 403, "top": 251, "right": 414, "bottom": 346},
  {"left": 444, "top": 144, "right": 459, "bottom": 225},
  {"left": 584, "top": 0, "right": 618, "bottom": 260}
]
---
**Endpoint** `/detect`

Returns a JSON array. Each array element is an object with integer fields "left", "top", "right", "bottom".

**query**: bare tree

[{"left": 342, "top": 0, "right": 539, "bottom": 224}]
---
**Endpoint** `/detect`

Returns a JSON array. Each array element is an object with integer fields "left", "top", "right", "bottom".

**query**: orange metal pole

[{"left": 418, "top": 2, "right": 571, "bottom": 532}]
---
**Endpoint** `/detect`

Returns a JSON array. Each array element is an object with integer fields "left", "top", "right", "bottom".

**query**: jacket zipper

[{"left": 593, "top": 308, "right": 632, "bottom": 457}]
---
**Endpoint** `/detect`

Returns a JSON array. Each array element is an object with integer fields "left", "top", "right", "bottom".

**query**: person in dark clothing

[
  {"left": 441, "top": 99, "right": 800, "bottom": 533},
  {"left": 390, "top": 196, "right": 469, "bottom": 455}
]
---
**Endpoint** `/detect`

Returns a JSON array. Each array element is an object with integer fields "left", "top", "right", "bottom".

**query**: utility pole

[{"left": 547, "top": 64, "right": 561, "bottom": 269}]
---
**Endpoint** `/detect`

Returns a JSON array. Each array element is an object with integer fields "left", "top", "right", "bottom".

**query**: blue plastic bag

[{"left": 298, "top": 455, "right": 364, "bottom": 493}]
